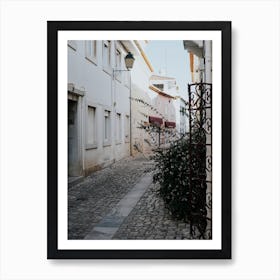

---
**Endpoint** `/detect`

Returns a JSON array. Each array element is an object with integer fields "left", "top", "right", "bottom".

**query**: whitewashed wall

[
  {"left": 130, "top": 49, "right": 153, "bottom": 155},
  {"left": 68, "top": 40, "right": 130, "bottom": 175}
]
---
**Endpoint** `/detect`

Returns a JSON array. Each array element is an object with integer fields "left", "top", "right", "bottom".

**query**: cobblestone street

[
  {"left": 112, "top": 183, "right": 191, "bottom": 240},
  {"left": 68, "top": 155, "right": 191, "bottom": 240}
]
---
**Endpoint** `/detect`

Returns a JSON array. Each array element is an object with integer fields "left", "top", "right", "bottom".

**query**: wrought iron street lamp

[
  {"left": 113, "top": 52, "right": 135, "bottom": 76},
  {"left": 124, "top": 52, "right": 135, "bottom": 69}
]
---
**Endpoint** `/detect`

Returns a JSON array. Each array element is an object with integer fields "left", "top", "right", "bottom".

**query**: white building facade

[{"left": 68, "top": 40, "right": 134, "bottom": 176}]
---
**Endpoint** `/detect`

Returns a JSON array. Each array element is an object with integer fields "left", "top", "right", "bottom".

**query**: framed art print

[{"left": 47, "top": 21, "right": 231, "bottom": 259}]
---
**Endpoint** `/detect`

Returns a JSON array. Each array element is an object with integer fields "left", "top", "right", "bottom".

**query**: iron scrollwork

[{"left": 188, "top": 83, "right": 212, "bottom": 239}]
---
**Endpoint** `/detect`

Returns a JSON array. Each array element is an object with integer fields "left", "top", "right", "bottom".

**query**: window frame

[
  {"left": 68, "top": 40, "right": 77, "bottom": 51},
  {"left": 115, "top": 112, "right": 122, "bottom": 144},
  {"left": 115, "top": 46, "right": 122, "bottom": 82},
  {"left": 124, "top": 114, "right": 130, "bottom": 143},
  {"left": 102, "top": 40, "right": 112, "bottom": 75},
  {"left": 103, "top": 109, "right": 112, "bottom": 147},
  {"left": 85, "top": 40, "right": 98, "bottom": 65},
  {"left": 85, "top": 104, "right": 98, "bottom": 150}
]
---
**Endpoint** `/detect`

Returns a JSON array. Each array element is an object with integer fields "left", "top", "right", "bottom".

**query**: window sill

[
  {"left": 103, "top": 141, "right": 112, "bottom": 147},
  {"left": 115, "top": 77, "right": 122, "bottom": 84},
  {"left": 85, "top": 143, "right": 98, "bottom": 150},
  {"left": 68, "top": 41, "right": 77, "bottom": 51},
  {"left": 103, "top": 67, "right": 112, "bottom": 76},
  {"left": 85, "top": 56, "right": 98, "bottom": 66}
]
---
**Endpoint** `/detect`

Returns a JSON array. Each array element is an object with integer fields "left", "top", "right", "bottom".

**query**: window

[
  {"left": 153, "top": 83, "right": 164, "bottom": 91},
  {"left": 115, "top": 48, "right": 122, "bottom": 81},
  {"left": 86, "top": 106, "right": 97, "bottom": 149},
  {"left": 104, "top": 110, "right": 111, "bottom": 145},
  {"left": 116, "top": 49, "right": 121, "bottom": 68},
  {"left": 116, "top": 113, "right": 122, "bottom": 144},
  {"left": 102, "top": 40, "right": 111, "bottom": 72},
  {"left": 85, "top": 40, "right": 97, "bottom": 64},
  {"left": 125, "top": 115, "right": 130, "bottom": 142},
  {"left": 68, "top": 40, "right": 77, "bottom": 51}
]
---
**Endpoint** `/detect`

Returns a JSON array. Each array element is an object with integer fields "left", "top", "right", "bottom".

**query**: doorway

[{"left": 68, "top": 99, "right": 80, "bottom": 176}]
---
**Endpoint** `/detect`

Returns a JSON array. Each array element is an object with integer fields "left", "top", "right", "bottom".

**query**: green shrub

[{"left": 152, "top": 131, "right": 208, "bottom": 237}]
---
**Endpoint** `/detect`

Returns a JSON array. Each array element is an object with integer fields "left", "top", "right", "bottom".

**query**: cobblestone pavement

[
  {"left": 68, "top": 156, "right": 153, "bottom": 239},
  {"left": 112, "top": 183, "right": 191, "bottom": 240}
]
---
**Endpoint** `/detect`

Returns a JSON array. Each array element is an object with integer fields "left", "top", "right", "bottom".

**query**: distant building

[
  {"left": 149, "top": 74, "right": 189, "bottom": 137},
  {"left": 150, "top": 74, "right": 178, "bottom": 97}
]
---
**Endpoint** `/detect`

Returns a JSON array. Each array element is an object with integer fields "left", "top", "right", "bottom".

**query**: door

[{"left": 68, "top": 99, "right": 80, "bottom": 176}]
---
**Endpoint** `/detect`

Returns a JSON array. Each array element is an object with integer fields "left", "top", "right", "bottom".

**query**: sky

[{"left": 144, "top": 40, "right": 191, "bottom": 101}]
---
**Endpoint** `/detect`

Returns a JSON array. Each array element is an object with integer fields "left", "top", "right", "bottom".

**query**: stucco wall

[
  {"left": 130, "top": 51, "right": 153, "bottom": 155},
  {"left": 68, "top": 40, "right": 131, "bottom": 175}
]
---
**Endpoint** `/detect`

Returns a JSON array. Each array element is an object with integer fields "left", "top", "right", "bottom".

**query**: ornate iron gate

[{"left": 187, "top": 83, "right": 212, "bottom": 239}]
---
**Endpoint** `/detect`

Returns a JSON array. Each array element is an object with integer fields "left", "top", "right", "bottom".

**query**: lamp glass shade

[{"left": 125, "top": 52, "right": 135, "bottom": 70}]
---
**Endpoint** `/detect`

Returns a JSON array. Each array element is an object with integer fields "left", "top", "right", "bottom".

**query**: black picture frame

[{"left": 47, "top": 21, "right": 231, "bottom": 259}]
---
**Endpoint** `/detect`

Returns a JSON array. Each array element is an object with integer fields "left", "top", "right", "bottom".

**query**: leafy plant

[{"left": 152, "top": 129, "right": 208, "bottom": 238}]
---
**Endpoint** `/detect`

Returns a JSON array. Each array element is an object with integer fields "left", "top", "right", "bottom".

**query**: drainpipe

[
  {"left": 204, "top": 41, "right": 212, "bottom": 83},
  {"left": 129, "top": 72, "right": 132, "bottom": 156}
]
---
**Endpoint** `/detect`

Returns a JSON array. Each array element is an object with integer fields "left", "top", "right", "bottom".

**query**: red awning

[
  {"left": 149, "top": 116, "right": 163, "bottom": 126},
  {"left": 165, "top": 121, "right": 176, "bottom": 128}
]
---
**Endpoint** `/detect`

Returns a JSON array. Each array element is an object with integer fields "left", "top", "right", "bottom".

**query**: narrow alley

[{"left": 68, "top": 156, "right": 191, "bottom": 240}]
